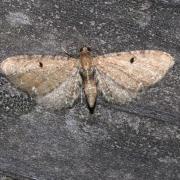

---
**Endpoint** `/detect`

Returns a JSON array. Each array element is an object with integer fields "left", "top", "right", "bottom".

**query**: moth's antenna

[
  {"left": 60, "top": 38, "right": 76, "bottom": 57},
  {"left": 72, "top": 26, "right": 102, "bottom": 56},
  {"left": 60, "top": 26, "right": 90, "bottom": 56},
  {"left": 61, "top": 26, "right": 101, "bottom": 56},
  {"left": 61, "top": 46, "right": 68, "bottom": 54},
  {"left": 72, "top": 26, "right": 89, "bottom": 48},
  {"left": 61, "top": 46, "right": 74, "bottom": 58}
]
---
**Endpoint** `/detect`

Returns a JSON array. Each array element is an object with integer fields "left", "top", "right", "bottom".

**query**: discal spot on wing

[
  {"left": 0, "top": 55, "right": 79, "bottom": 96},
  {"left": 94, "top": 50, "right": 174, "bottom": 92}
]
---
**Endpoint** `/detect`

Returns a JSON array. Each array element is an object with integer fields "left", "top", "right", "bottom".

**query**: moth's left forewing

[
  {"left": 94, "top": 50, "right": 174, "bottom": 91},
  {"left": 93, "top": 50, "right": 174, "bottom": 104}
]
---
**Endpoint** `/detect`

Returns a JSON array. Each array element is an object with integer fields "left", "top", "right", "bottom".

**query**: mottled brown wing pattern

[
  {"left": 94, "top": 50, "right": 174, "bottom": 103},
  {"left": 37, "top": 68, "right": 82, "bottom": 110},
  {"left": 0, "top": 55, "right": 82, "bottom": 109},
  {"left": 0, "top": 55, "right": 78, "bottom": 95}
]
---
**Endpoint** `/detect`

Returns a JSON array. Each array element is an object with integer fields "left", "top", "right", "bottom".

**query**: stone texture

[{"left": 0, "top": 0, "right": 180, "bottom": 179}]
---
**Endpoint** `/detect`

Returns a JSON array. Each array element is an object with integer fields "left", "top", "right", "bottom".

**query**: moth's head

[{"left": 80, "top": 47, "right": 91, "bottom": 54}]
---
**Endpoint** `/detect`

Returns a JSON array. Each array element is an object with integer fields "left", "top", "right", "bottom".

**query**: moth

[{"left": 0, "top": 47, "right": 174, "bottom": 112}]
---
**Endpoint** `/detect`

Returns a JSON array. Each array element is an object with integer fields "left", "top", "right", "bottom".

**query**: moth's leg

[
  {"left": 80, "top": 87, "right": 83, "bottom": 103},
  {"left": 76, "top": 67, "right": 83, "bottom": 104}
]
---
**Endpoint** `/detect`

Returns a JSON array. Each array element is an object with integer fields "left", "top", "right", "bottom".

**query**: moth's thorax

[{"left": 80, "top": 49, "right": 93, "bottom": 70}]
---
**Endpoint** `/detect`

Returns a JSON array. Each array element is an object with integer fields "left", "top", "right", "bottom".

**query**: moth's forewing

[
  {"left": 94, "top": 50, "right": 174, "bottom": 103},
  {"left": 0, "top": 55, "right": 79, "bottom": 95},
  {"left": 0, "top": 55, "right": 81, "bottom": 109}
]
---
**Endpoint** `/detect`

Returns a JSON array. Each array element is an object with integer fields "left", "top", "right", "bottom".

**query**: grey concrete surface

[{"left": 0, "top": 0, "right": 180, "bottom": 179}]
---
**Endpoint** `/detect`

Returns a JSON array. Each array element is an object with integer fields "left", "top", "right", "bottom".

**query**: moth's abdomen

[
  {"left": 79, "top": 66, "right": 97, "bottom": 108},
  {"left": 84, "top": 79, "right": 97, "bottom": 108}
]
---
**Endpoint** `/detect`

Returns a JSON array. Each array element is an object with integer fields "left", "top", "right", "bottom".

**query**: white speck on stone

[
  {"left": 100, "top": 39, "right": 106, "bottom": 44},
  {"left": 6, "top": 12, "right": 31, "bottom": 26},
  {"left": 54, "top": 4, "right": 59, "bottom": 8},
  {"left": 140, "top": 1, "right": 152, "bottom": 10},
  {"left": 158, "top": 156, "right": 178, "bottom": 164},
  {"left": 104, "top": 1, "right": 113, "bottom": 5},
  {"left": 127, "top": 117, "right": 140, "bottom": 133},
  {"left": 89, "top": 7, "right": 94, "bottom": 13},
  {"left": 90, "top": 21, "right": 95, "bottom": 26},
  {"left": 55, "top": 14, "right": 60, "bottom": 19},
  {"left": 136, "top": 12, "right": 151, "bottom": 29}
]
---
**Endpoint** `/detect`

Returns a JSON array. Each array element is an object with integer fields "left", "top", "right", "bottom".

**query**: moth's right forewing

[
  {"left": 94, "top": 50, "right": 174, "bottom": 92},
  {"left": 0, "top": 55, "right": 79, "bottom": 96}
]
